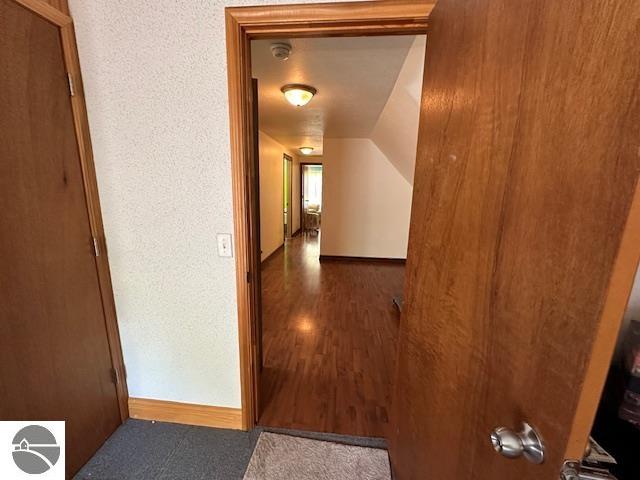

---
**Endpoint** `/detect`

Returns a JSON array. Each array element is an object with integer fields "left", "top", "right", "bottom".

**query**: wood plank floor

[{"left": 258, "top": 233, "right": 405, "bottom": 438}]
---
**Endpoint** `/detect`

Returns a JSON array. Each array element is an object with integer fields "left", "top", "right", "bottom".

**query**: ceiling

[{"left": 251, "top": 35, "right": 417, "bottom": 156}]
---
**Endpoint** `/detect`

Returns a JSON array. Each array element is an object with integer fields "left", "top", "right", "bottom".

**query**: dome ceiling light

[
  {"left": 299, "top": 147, "right": 314, "bottom": 155},
  {"left": 281, "top": 84, "right": 317, "bottom": 107}
]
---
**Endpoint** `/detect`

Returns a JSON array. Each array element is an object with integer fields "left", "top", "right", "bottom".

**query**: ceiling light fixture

[
  {"left": 281, "top": 84, "right": 317, "bottom": 107},
  {"left": 299, "top": 147, "right": 314, "bottom": 155}
]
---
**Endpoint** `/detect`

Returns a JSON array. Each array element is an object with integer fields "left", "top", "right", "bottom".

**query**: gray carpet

[
  {"left": 244, "top": 432, "right": 390, "bottom": 480},
  {"left": 74, "top": 420, "right": 386, "bottom": 480}
]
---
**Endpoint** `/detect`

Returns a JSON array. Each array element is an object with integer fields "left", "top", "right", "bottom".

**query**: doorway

[
  {"left": 252, "top": 32, "right": 420, "bottom": 436},
  {"left": 301, "top": 164, "right": 323, "bottom": 234},
  {"left": 226, "top": 2, "right": 433, "bottom": 433}
]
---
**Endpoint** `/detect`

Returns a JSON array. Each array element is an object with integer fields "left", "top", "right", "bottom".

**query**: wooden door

[
  {"left": 389, "top": 0, "right": 640, "bottom": 479},
  {"left": 249, "top": 78, "right": 264, "bottom": 420},
  {"left": 0, "top": 0, "right": 122, "bottom": 475}
]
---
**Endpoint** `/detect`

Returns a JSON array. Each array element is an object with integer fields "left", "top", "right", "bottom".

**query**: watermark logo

[
  {"left": 12, "top": 425, "right": 60, "bottom": 474},
  {"left": 1, "top": 421, "right": 64, "bottom": 478}
]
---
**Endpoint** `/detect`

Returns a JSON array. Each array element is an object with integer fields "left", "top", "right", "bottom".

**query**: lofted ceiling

[{"left": 251, "top": 35, "right": 417, "bottom": 156}]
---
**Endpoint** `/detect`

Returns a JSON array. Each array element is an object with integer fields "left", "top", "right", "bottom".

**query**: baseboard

[
  {"left": 319, "top": 255, "right": 406, "bottom": 264},
  {"left": 261, "top": 243, "right": 284, "bottom": 264},
  {"left": 292, "top": 228, "right": 301, "bottom": 237},
  {"left": 128, "top": 397, "right": 243, "bottom": 430}
]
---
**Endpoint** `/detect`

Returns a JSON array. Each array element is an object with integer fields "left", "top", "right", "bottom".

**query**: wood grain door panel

[
  {"left": 0, "top": 0, "right": 121, "bottom": 475},
  {"left": 389, "top": 0, "right": 640, "bottom": 479}
]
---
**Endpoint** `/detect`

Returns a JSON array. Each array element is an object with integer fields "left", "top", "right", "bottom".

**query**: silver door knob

[{"left": 490, "top": 422, "right": 545, "bottom": 464}]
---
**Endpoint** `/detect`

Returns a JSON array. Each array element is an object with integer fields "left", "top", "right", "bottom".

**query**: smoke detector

[{"left": 270, "top": 42, "right": 292, "bottom": 61}]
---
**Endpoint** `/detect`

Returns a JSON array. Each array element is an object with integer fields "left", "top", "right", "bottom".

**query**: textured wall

[{"left": 68, "top": 0, "right": 368, "bottom": 408}]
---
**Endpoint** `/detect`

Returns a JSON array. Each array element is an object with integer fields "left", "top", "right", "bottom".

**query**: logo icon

[{"left": 11, "top": 425, "right": 61, "bottom": 474}]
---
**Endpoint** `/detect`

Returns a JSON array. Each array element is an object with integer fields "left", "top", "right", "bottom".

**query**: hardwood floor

[{"left": 259, "top": 233, "right": 405, "bottom": 438}]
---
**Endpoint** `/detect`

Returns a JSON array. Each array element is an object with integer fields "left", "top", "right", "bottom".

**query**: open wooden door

[
  {"left": 389, "top": 0, "right": 640, "bottom": 479},
  {"left": 0, "top": 0, "right": 123, "bottom": 476},
  {"left": 249, "top": 78, "right": 263, "bottom": 421}
]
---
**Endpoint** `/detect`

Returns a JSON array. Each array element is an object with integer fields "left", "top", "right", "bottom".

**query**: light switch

[{"left": 217, "top": 233, "right": 233, "bottom": 258}]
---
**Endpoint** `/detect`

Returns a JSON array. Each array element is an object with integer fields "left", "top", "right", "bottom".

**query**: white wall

[
  {"left": 321, "top": 139, "right": 413, "bottom": 259},
  {"left": 68, "top": 0, "right": 369, "bottom": 409},
  {"left": 259, "top": 131, "right": 296, "bottom": 261},
  {"left": 371, "top": 36, "right": 426, "bottom": 185}
]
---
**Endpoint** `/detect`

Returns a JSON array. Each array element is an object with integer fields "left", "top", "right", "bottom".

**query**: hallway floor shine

[{"left": 259, "top": 233, "right": 405, "bottom": 438}]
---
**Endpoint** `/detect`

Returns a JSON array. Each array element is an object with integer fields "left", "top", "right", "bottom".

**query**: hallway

[{"left": 259, "top": 234, "right": 405, "bottom": 438}]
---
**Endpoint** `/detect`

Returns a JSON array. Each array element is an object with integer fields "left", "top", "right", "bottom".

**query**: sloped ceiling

[{"left": 371, "top": 36, "right": 426, "bottom": 184}]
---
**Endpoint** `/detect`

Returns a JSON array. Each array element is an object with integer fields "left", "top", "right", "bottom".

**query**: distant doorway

[
  {"left": 301, "top": 164, "right": 323, "bottom": 234},
  {"left": 283, "top": 154, "right": 293, "bottom": 238}
]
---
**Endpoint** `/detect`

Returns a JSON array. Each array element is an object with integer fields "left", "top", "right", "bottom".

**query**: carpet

[
  {"left": 243, "top": 432, "right": 391, "bottom": 480},
  {"left": 74, "top": 420, "right": 387, "bottom": 479}
]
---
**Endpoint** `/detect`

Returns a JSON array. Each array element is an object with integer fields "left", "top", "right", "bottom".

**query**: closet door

[{"left": 0, "top": 0, "right": 122, "bottom": 475}]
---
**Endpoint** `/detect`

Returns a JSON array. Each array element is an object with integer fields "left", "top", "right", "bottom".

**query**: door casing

[
  {"left": 10, "top": 0, "right": 129, "bottom": 420},
  {"left": 225, "top": 0, "right": 434, "bottom": 431},
  {"left": 283, "top": 154, "right": 293, "bottom": 238},
  {"left": 300, "top": 162, "right": 323, "bottom": 232}
]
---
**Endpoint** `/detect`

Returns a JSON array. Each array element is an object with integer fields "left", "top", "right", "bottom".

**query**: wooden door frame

[
  {"left": 283, "top": 153, "right": 293, "bottom": 238},
  {"left": 300, "top": 162, "right": 323, "bottom": 232},
  {"left": 225, "top": 0, "right": 435, "bottom": 430},
  {"left": 12, "top": 0, "right": 129, "bottom": 422}
]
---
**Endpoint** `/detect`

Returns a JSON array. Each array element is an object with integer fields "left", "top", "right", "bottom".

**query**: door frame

[
  {"left": 300, "top": 162, "right": 323, "bottom": 232},
  {"left": 283, "top": 153, "right": 293, "bottom": 238},
  {"left": 225, "top": 0, "right": 435, "bottom": 431},
  {"left": 12, "top": 0, "right": 129, "bottom": 421}
]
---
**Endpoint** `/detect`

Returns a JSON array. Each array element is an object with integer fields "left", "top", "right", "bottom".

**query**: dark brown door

[
  {"left": 389, "top": 0, "right": 640, "bottom": 479},
  {"left": 249, "top": 78, "right": 263, "bottom": 419},
  {"left": 0, "top": 0, "right": 122, "bottom": 475}
]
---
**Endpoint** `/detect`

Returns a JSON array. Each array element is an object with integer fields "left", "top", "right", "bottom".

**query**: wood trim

[
  {"left": 44, "top": 0, "right": 69, "bottom": 15},
  {"left": 226, "top": 8, "right": 254, "bottom": 431},
  {"left": 284, "top": 153, "right": 293, "bottom": 238},
  {"left": 226, "top": 0, "right": 433, "bottom": 432},
  {"left": 128, "top": 398, "right": 243, "bottom": 430},
  {"left": 227, "top": 0, "right": 434, "bottom": 38},
  {"left": 58, "top": 21, "right": 129, "bottom": 422},
  {"left": 14, "top": 0, "right": 71, "bottom": 26},
  {"left": 564, "top": 178, "right": 640, "bottom": 459},
  {"left": 319, "top": 255, "right": 406, "bottom": 264},
  {"left": 12, "top": 0, "right": 130, "bottom": 422}
]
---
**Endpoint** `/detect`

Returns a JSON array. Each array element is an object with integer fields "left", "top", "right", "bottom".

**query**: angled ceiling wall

[{"left": 371, "top": 36, "right": 426, "bottom": 185}]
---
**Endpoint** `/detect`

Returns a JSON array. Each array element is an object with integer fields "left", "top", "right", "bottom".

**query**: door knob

[{"left": 490, "top": 422, "right": 545, "bottom": 464}]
